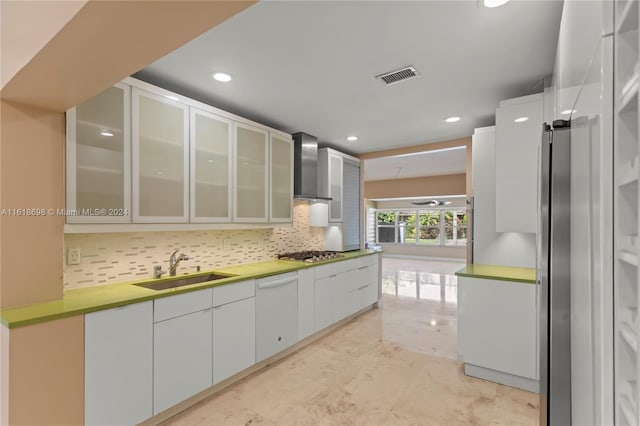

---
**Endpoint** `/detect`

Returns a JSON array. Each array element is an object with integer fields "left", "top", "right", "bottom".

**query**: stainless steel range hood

[{"left": 292, "top": 132, "right": 331, "bottom": 200}]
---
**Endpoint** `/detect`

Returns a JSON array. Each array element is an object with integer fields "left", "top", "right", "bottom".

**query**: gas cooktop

[{"left": 277, "top": 250, "right": 343, "bottom": 263}]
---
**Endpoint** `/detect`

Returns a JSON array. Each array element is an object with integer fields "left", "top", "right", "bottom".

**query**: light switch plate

[{"left": 67, "top": 247, "right": 81, "bottom": 265}]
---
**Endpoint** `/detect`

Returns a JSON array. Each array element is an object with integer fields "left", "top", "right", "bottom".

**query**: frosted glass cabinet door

[
  {"left": 190, "top": 108, "right": 233, "bottom": 222},
  {"left": 66, "top": 83, "right": 131, "bottom": 223},
  {"left": 329, "top": 153, "right": 343, "bottom": 222},
  {"left": 132, "top": 88, "right": 189, "bottom": 223},
  {"left": 269, "top": 133, "right": 293, "bottom": 222},
  {"left": 234, "top": 123, "right": 268, "bottom": 222}
]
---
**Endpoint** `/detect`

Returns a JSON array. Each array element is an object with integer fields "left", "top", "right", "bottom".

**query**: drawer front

[
  {"left": 332, "top": 258, "right": 359, "bottom": 275},
  {"left": 212, "top": 279, "right": 255, "bottom": 307},
  {"left": 355, "top": 254, "right": 377, "bottom": 268},
  {"left": 358, "top": 264, "right": 378, "bottom": 285},
  {"left": 339, "top": 268, "right": 362, "bottom": 293},
  {"left": 313, "top": 263, "right": 336, "bottom": 279},
  {"left": 154, "top": 288, "right": 213, "bottom": 322}
]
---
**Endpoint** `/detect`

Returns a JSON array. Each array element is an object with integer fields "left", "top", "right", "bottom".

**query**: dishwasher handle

[{"left": 257, "top": 278, "right": 296, "bottom": 289}]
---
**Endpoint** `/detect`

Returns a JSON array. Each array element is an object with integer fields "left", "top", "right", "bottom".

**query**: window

[
  {"left": 397, "top": 211, "right": 416, "bottom": 243},
  {"left": 418, "top": 211, "right": 440, "bottom": 245},
  {"left": 376, "top": 211, "right": 396, "bottom": 242},
  {"left": 374, "top": 208, "right": 467, "bottom": 247},
  {"left": 445, "top": 210, "right": 467, "bottom": 246}
]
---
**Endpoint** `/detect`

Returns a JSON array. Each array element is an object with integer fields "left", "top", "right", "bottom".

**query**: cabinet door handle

[
  {"left": 257, "top": 278, "right": 296, "bottom": 289},
  {"left": 358, "top": 266, "right": 369, "bottom": 270},
  {"left": 357, "top": 284, "right": 368, "bottom": 290}
]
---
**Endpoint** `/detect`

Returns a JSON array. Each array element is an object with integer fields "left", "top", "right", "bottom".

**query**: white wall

[{"left": 472, "top": 126, "right": 536, "bottom": 268}]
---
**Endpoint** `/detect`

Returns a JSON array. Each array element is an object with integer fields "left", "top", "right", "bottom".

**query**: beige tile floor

[{"left": 162, "top": 258, "right": 539, "bottom": 426}]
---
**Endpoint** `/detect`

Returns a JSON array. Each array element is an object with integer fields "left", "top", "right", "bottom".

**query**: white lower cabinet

[
  {"left": 255, "top": 272, "right": 298, "bottom": 362},
  {"left": 314, "top": 254, "right": 380, "bottom": 331},
  {"left": 85, "top": 301, "right": 153, "bottom": 426},
  {"left": 212, "top": 296, "right": 255, "bottom": 384},
  {"left": 153, "top": 289, "right": 213, "bottom": 414},
  {"left": 84, "top": 256, "right": 381, "bottom": 424},
  {"left": 314, "top": 274, "right": 335, "bottom": 332},
  {"left": 297, "top": 268, "right": 315, "bottom": 341},
  {"left": 333, "top": 268, "right": 358, "bottom": 322},
  {"left": 458, "top": 276, "right": 537, "bottom": 389}
]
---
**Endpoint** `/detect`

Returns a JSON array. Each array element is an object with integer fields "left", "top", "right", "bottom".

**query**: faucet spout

[{"left": 169, "top": 249, "right": 189, "bottom": 276}]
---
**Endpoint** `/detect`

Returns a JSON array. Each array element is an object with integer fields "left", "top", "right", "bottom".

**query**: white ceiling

[
  {"left": 134, "top": 0, "right": 563, "bottom": 155},
  {"left": 363, "top": 146, "right": 466, "bottom": 181}
]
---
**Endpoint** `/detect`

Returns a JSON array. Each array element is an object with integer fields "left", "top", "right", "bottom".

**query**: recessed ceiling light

[
  {"left": 483, "top": 0, "right": 510, "bottom": 7},
  {"left": 430, "top": 320, "right": 437, "bottom": 326},
  {"left": 165, "top": 95, "right": 180, "bottom": 102},
  {"left": 445, "top": 116, "right": 461, "bottom": 123},
  {"left": 156, "top": 171, "right": 163, "bottom": 175},
  {"left": 560, "top": 109, "right": 576, "bottom": 115},
  {"left": 99, "top": 130, "right": 114, "bottom": 137},
  {"left": 347, "top": 136, "right": 358, "bottom": 141},
  {"left": 514, "top": 117, "right": 529, "bottom": 123},
  {"left": 207, "top": 159, "right": 214, "bottom": 163},
  {"left": 212, "top": 72, "right": 232, "bottom": 82}
]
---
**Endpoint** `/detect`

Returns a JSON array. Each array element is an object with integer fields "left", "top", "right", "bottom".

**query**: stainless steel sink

[{"left": 135, "top": 273, "right": 235, "bottom": 291}]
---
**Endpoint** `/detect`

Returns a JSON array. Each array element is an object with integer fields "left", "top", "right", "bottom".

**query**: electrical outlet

[
  {"left": 223, "top": 239, "right": 231, "bottom": 251},
  {"left": 67, "top": 247, "right": 81, "bottom": 265}
]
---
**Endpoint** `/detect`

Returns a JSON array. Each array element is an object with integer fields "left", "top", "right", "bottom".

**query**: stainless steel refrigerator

[{"left": 539, "top": 120, "right": 572, "bottom": 426}]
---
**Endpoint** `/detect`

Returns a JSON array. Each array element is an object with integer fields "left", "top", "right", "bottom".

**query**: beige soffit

[{"left": 1, "top": 0, "right": 256, "bottom": 111}]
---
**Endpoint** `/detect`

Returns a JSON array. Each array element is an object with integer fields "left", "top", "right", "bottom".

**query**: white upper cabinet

[
  {"left": 234, "top": 122, "right": 269, "bottom": 222},
  {"left": 319, "top": 148, "right": 344, "bottom": 223},
  {"left": 66, "top": 83, "right": 131, "bottom": 223},
  {"left": 269, "top": 132, "right": 294, "bottom": 222},
  {"left": 132, "top": 87, "right": 189, "bottom": 223},
  {"left": 190, "top": 107, "right": 233, "bottom": 222},
  {"left": 495, "top": 93, "right": 543, "bottom": 233},
  {"left": 66, "top": 78, "right": 293, "bottom": 229}
]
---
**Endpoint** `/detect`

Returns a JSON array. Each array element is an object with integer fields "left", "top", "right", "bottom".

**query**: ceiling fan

[{"left": 411, "top": 200, "right": 451, "bottom": 206}]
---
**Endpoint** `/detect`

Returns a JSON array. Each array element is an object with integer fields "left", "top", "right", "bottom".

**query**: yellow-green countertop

[
  {"left": 455, "top": 264, "right": 536, "bottom": 284},
  {"left": 0, "top": 250, "right": 380, "bottom": 329}
]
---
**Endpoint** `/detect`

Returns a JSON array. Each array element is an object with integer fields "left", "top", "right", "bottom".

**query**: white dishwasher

[{"left": 255, "top": 272, "right": 298, "bottom": 362}]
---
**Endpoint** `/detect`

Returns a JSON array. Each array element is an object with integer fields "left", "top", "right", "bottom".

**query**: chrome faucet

[
  {"left": 153, "top": 265, "right": 166, "bottom": 279},
  {"left": 169, "top": 249, "right": 189, "bottom": 276}
]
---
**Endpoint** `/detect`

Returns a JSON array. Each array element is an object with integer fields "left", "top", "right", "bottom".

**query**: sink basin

[{"left": 135, "top": 273, "right": 235, "bottom": 291}]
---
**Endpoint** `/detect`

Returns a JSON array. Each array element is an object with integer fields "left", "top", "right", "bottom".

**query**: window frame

[{"left": 373, "top": 207, "right": 467, "bottom": 247}]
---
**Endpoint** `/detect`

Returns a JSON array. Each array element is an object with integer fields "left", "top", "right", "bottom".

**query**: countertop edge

[
  {"left": 455, "top": 264, "right": 536, "bottom": 284},
  {"left": 455, "top": 272, "right": 536, "bottom": 284}
]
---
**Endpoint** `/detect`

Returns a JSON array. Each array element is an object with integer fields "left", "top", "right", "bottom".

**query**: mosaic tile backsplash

[{"left": 64, "top": 201, "right": 324, "bottom": 290}]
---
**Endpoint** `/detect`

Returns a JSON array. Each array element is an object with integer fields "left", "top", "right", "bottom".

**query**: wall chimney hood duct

[{"left": 292, "top": 132, "right": 331, "bottom": 200}]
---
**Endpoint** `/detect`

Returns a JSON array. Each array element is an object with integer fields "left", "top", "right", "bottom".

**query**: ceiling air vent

[{"left": 376, "top": 66, "right": 420, "bottom": 85}]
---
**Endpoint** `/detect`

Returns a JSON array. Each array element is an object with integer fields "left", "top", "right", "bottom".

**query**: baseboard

[
  {"left": 382, "top": 253, "right": 466, "bottom": 263},
  {"left": 464, "top": 363, "right": 539, "bottom": 393}
]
